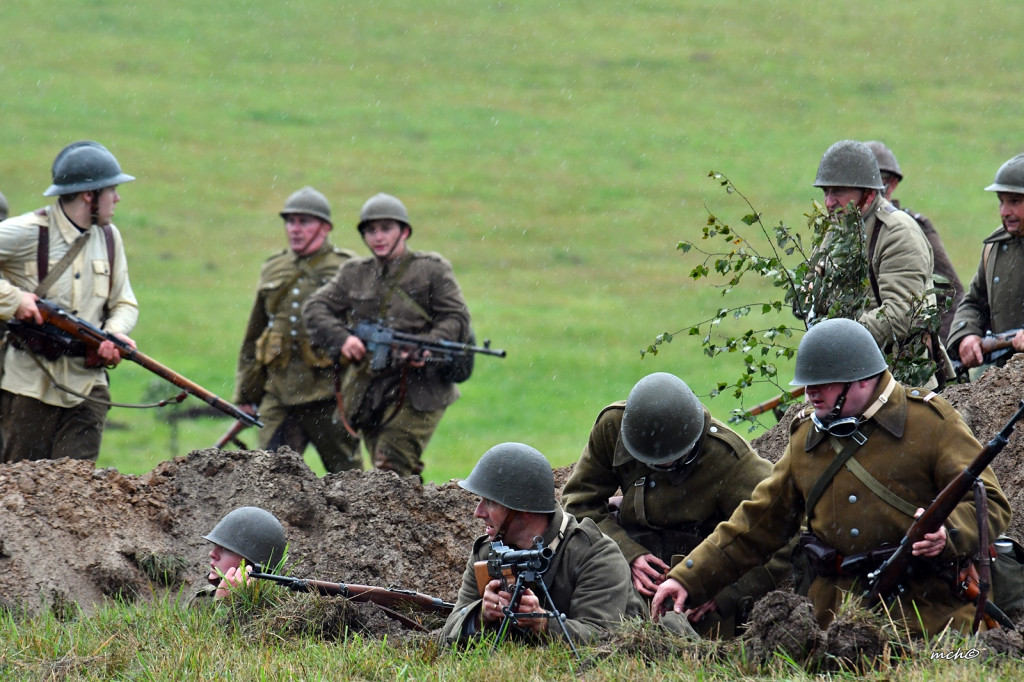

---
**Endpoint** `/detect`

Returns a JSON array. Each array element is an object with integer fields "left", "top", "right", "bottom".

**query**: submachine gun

[{"left": 484, "top": 537, "right": 580, "bottom": 660}]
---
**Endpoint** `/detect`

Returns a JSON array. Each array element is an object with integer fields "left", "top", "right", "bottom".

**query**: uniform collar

[{"left": 51, "top": 199, "right": 92, "bottom": 243}]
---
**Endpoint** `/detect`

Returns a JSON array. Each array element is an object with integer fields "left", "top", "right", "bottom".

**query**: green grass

[{"left": 1, "top": 0, "right": 1021, "bottom": 483}]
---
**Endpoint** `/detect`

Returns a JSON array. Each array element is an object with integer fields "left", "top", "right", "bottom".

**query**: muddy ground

[{"left": 3, "top": 355, "right": 1024, "bottom": 651}]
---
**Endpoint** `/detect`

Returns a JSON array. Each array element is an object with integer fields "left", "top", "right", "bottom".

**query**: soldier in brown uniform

[
  {"left": 561, "top": 372, "right": 792, "bottom": 637},
  {"left": 806, "top": 140, "right": 944, "bottom": 387},
  {"left": 440, "top": 442, "right": 651, "bottom": 647},
  {"left": 302, "top": 193, "right": 471, "bottom": 478},
  {"left": 651, "top": 319, "right": 1010, "bottom": 635},
  {"left": 865, "top": 141, "right": 965, "bottom": 344},
  {"left": 947, "top": 154, "right": 1024, "bottom": 370},
  {"left": 233, "top": 187, "right": 361, "bottom": 472}
]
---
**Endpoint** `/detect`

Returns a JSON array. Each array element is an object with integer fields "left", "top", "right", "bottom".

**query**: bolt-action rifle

[
  {"left": 951, "top": 328, "right": 1022, "bottom": 380},
  {"left": 349, "top": 320, "right": 506, "bottom": 373},
  {"left": 8, "top": 299, "right": 262, "bottom": 428},
  {"left": 249, "top": 568, "right": 454, "bottom": 632},
  {"left": 863, "top": 399, "right": 1024, "bottom": 625},
  {"left": 728, "top": 386, "right": 806, "bottom": 424}
]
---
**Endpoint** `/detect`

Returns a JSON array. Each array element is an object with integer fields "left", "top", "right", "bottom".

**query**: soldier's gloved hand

[
  {"left": 631, "top": 553, "right": 670, "bottom": 597},
  {"left": 651, "top": 577, "right": 688, "bottom": 622},
  {"left": 911, "top": 507, "right": 948, "bottom": 558}
]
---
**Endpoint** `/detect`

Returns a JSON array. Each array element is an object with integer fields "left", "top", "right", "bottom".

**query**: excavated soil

[{"left": 4, "top": 355, "right": 1024, "bottom": 649}]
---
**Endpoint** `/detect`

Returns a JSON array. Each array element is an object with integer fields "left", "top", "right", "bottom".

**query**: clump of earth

[{"left": 4, "top": 355, "right": 1024, "bottom": 657}]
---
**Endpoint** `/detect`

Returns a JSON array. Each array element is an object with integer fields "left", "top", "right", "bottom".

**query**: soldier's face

[
  {"left": 474, "top": 498, "right": 510, "bottom": 540},
  {"left": 822, "top": 187, "right": 868, "bottom": 216},
  {"left": 361, "top": 221, "right": 409, "bottom": 261},
  {"left": 805, "top": 378, "right": 877, "bottom": 419},
  {"left": 208, "top": 543, "right": 245, "bottom": 584},
  {"left": 284, "top": 214, "right": 331, "bottom": 256},
  {"left": 998, "top": 193, "right": 1024, "bottom": 236},
  {"left": 88, "top": 186, "right": 120, "bottom": 226}
]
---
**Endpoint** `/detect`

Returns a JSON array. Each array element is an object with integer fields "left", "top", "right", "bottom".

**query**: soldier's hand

[
  {"left": 1013, "top": 330, "right": 1024, "bottom": 353},
  {"left": 341, "top": 336, "right": 366, "bottom": 362},
  {"left": 631, "top": 554, "right": 670, "bottom": 597},
  {"left": 651, "top": 577, "right": 688, "bottom": 622},
  {"left": 481, "top": 580, "right": 505, "bottom": 623},
  {"left": 510, "top": 587, "right": 547, "bottom": 633},
  {"left": 214, "top": 563, "right": 253, "bottom": 599},
  {"left": 96, "top": 333, "right": 135, "bottom": 366},
  {"left": 686, "top": 598, "right": 717, "bottom": 623},
  {"left": 15, "top": 292, "right": 42, "bottom": 325},
  {"left": 911, "top": 507, "right": 948, "bottom": 558},
  {"left": 957, "top": 335, "right": 983, "bottom": 369}
]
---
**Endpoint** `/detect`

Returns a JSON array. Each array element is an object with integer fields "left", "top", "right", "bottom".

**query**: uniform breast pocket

[{"left": 92, "top": 259, "right": 111, "bottom": 298}]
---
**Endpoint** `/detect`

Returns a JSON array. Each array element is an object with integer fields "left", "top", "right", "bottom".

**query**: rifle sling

[{"left": 35, "top": 219, "right": 115, "bottom": 297}]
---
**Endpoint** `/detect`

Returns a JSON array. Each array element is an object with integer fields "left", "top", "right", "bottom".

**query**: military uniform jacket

[
  {"left": 946, "top": 226, "right": 1024, "bottom": 359},
  {"left": 891, "top": 200, "right": 964, "bottom": 344},
  {"left": 234, "top": 241, "right": 355, "bottom": 407},
  {"left": 302, "top": 250, "right": 470, "bottom": 413},
  {"left": 668, "top": 372, "right": 1011, "bottom": 634},
  {"left": 0, "top": 202, "right": 138, "bottom": 407},
  {"left": 440, "top": 507, "right": 647, "bottom": 646},
  {"left": 561, "top": 404, "right": 791, "bottom": 617}
]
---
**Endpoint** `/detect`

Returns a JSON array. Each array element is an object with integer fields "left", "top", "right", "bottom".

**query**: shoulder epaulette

[{"left": 706, "top": 420, "right": 753, "bottom": 460}]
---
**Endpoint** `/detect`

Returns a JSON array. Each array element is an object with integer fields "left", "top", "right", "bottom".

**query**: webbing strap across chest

[
  {"left": 264, "top": 250, "right": 331, "bottom": 316},
  {"left": 35, "top": 217, "right": 115, "bottom": 297},
  {"left": 378, "top": 256, "right": 431, "bottom": 323}
]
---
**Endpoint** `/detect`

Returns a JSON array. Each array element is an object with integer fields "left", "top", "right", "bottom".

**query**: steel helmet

[
  {"left": 280, "top": 186, "right": 332, "bottom": 225},
  {"left": 44, "top": 141, "right": 135, "bottom": 197},
  {"left": 813, "top": 140, "right": 885, "bottom": 191},
  {"left": 985, "top": 154, "right": 1024, "bottom": 194},
  {"left": 459, "top": 442, "right": 558, "bottom": 513},
  {"left": 790, "top": 318, "right": 887, "bottom": 386},
  {"left": 203, "top": 506, "right": 287, "bottom": 568},
  {"left": 864, "top": 140, "right": 903, "bottom": 180},
  {"left": 358, "top": 193, "right": 411, "bottom": 235},
  {"left": 621, "top": 373, "right": 704, "bottom": 466},
  {"left": 0, "top": 190, "right": 7, "bottom": 221}
]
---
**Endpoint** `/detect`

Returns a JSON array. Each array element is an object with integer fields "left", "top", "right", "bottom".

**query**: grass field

[{"left": 1, "top": 1, "right": 1022, "bottom": 485}]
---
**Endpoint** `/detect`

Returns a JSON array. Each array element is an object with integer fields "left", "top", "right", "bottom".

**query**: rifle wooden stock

[
  {"left": 730, "top": 386, "right": 806, "bottom": 422},
  {"left": 34, "top": 299, "right": 262, "bottom": 428},
  {"left": 864, "top": 399, "right": 1024, "bottom": 606},
  {"left": 249, "top": 571, "right": 455, "bottom": 631},
  {"left": 979, "top": 328, "right": 1022, "bottom": 355},
  {"left": 214, "top": 420, "right": 251, "bottom": 449}
]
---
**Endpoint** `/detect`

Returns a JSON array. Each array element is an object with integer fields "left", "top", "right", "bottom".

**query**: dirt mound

[
  {"left": 0, "top": 447, "right": 481, "bottom": 618},
  {"left": 742, "top": 589, "right": 823, "bottom": 665},
  {"left": 4, "top": 355, "right": 1024, "bottom": 643}
]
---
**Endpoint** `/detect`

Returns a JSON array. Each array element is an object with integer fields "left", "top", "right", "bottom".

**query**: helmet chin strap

[
  {"left": 823, "top": 382, "right": 853, "bottom": 426},
  {"left": 495, "top": 509, "right": 519, "bottom": 542}
]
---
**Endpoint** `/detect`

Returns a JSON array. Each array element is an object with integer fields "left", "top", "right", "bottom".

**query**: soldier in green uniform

[
  {"left": 805, "top": 140, "right": 946, "bottom": 388},
  {"left": 947, "top": 153, "right": 1024, "bottom": 370},
  {"left": 440, "top": 442, "right": 652, "bottom": 647},
  {"left": 651, "top": 318, "right": 1010, "bottom": 635},
  {"left": 302, "top": 193, "right": 471, "bottom": 478},
  {"left": 865, "top": 140, "right": 964, "bottom": 345},
  {"left": 233, "top": 187, "right": 361, "bottom": 472},
  {"left": 561, "top": 372, "right": 793, "bottom": 638},
  {"left": 194, "top": 506, "right": 288, "bottom": 602}
]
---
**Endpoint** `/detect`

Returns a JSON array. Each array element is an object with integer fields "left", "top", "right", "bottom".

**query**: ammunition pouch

[
  {"left": 255, "top": 329, "right": 288, "bottom": 369},
  {"left": 346, "top": 371, "right": 404, "bottom": 434},
  {"left": 298, "top": 337, "right": 334, "bottom": 369}
]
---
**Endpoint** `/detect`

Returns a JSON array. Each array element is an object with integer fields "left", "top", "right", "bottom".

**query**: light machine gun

[
  {"left": 482, "top": 537, "right": 580, "bottom": 660},
  {"left": 349, "top": 320, "right": 506, "bottom": 374}
]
